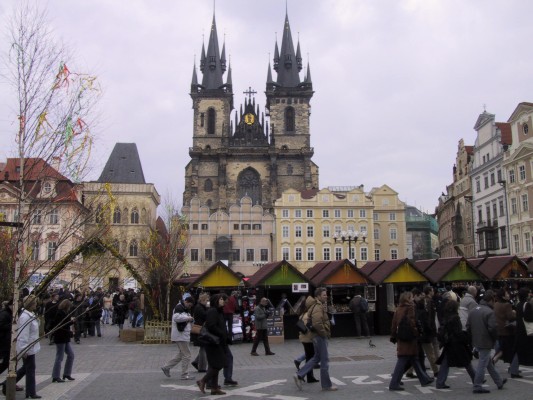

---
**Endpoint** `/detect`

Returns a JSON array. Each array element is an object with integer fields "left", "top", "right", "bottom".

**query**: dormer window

[
  {"left": 43, "top": 182, "right": 52, "bottom": 194},
  {"left": 524, "top": 123, "right": 529, "bottom": 135}
]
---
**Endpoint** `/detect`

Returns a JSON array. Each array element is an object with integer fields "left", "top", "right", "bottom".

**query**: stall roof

[
  {"left": 304, "top": 259, "right": 367, "bottom": 286},
  {"left": 417, "top": 257, "right": 483, "bottom": 283},
  {"left": 363, "top": 258, "right": 427, "bottom": 284},
  {"left": 473, "top": 255, "right": 529, "bottom": 280},
  {"left": 174, "top": 274, "right": 201, "bottom": 285},
  {"left": 413, "top": 259, "right": 437, "bottom": 273},
  {"left": 186, "top": 261, "right": 243, "bottom": 289},
  {"left": 359, "top": 260, "right": 386, "bottom": 278},
  {"left": 246, "top": 260, "right": 311, "bottom": 287},
  {"left": 521, "top": 257, "right": 533, "bottom": 273}
]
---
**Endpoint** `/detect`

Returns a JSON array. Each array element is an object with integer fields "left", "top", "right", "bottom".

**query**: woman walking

[
  {"left": 191, "top": 293, "right": 209, "bottom": 372},
  {"left": 515, "top": 287, "right": 533, "bottom": 369},
  {"left": 435, "top": 299, "right": 475, "bottom": 388},
  {"left": 51, "top": 299, "right": 75, "bottom": 383},
  {"left": 296, "top": 296, "right": 319, "bottom": 383},
  {"left": 388, "top": 291, "right": 433, "bottom": 391},
  {"left": 196, "top": 293, "right": 228, "bottom": 395},
  {"left": 114, "top": 294, "right": 128, "bottom": 336}
]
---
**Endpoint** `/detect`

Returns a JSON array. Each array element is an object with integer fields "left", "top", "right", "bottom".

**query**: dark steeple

[
  {"left": 274, "top": 13, "right": 301, "bottom": 87},
  {"left": 305, "top": 62, "right": 312, "bottom": 84},
  {"left": 267, "top": 61, "right": 273, "bottom": 84},
  {"left": 191, "top": 62, "right": 199, "bottom": 92},
  {"left": 98, "top": 143, "right": 146, "bottom": 184},
  {"left": 201, "top": 14, "right": 225, "bottom": 89}
]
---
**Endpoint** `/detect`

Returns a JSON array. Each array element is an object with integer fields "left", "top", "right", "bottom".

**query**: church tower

[{"left": 183, "top": 11, "right": 318, "bottom": 212}]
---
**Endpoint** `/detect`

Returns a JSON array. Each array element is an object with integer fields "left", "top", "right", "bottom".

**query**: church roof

[
  {"left": 98, "top": 143, "right": 146, "bottom": 184},
  {"left": 199, "top": 14, "right": 226, "bottom": 90},
  {"left": 495, "top": 122, "right": 512, "bottom": 146},
  {"left": 273, "top": 13, "right": 302, "bottom": 87}
]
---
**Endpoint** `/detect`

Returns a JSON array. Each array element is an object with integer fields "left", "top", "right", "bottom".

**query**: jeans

[
  {"left": 102, "top": 309, "right": 111, "bottom": 324},
  {"left": 53, "top": 342, "right": 75, "bottom": 379},
  {"left": 473, "top": 348, "right": 503, "bottom": 391},
  {"left": 223, "top": 346, "right": 233, "bottom": 381},
  {"left": 436, "top": 353, "right": 475, "bottom": 387},
  {"left": 15, "top": 354, "right": 36, "bottom": 396},
  {"left": 389, "top": 355, "right": 431, "bottom": 389},
  {"left": 297, "top": 336, "right": 332, "bottom": 389},
  {"left": 354, "top": 313, "right": 369, "bottom": 337},
  {"left": 251, "top": 329, "right": 271, "bottom": 353},
  {"left": 193, "top": 346, "right": 208, "bottom": 371},
  {"left": 509, "top": 353, "right": 520, "bottom": 375},
  {"left": 163, "top": 341, "right": 191, "bottom": 377}
]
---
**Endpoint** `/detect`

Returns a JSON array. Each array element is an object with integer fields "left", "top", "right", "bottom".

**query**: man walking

[
  {"left": 294, "top": 287, "right": 337, "bottom": 392},
  {"left": 161, "top": 297, "right": 195, "bottom": 380},
  {"left": 250, "top": 298, "right": 275, "bottom": 356},
  {"left": 349, "top": 289, "right": 369, "bottom": 338},
  {"left": 467, "top": 290, "right": 506, "bottom": 394}
]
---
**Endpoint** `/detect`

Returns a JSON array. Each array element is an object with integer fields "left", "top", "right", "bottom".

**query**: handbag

[
  {"left": 296, "top": 318, "right": 308, "bottom": 334},
  {"left": 523, "top": 303, "right": 533, "bottom": 336},
  {"left": 191, "top": 323, "right": 202, "bottom": 335},
  {"left": 197, "top": 325, "right": 220, "bottom": 345}
]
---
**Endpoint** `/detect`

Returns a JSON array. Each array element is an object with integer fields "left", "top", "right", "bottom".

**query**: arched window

[
  {"left": 129, "top": 240, "right": 138, "bottom": 257},
  {"left": 207, "top": 108, "right": 216, "bottom": 135},
  {"left": 237, "top": 168, "right": 262, "bottom": 206},
  {"left": 285, "top": 107, "right": 295, "bottom": 132},
  {"left": 204, "top": 179, "right": 213, "bottom": 192},
  {"left": 131, "top": 208, "right": 139, "bottom": 224},
  {"left": 206, "top": 199, "right": 212, "bottom": 208},
  {"left": 113, "top": 207, "right": 121, "bottom": 224}
]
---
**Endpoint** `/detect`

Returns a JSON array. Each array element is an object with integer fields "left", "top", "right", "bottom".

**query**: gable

[
  {"left": 263, "top": 264, "right": 306, "bottom": 286},
  {"left": 383, "top": 262, "right": 427, "bottom": 283},
  {"left": 196, "top": 264, "right": 242, "bottom": 288},
  {"left": 321, "top": 265, "right": 367, "bottom": 285},
  {"left": 507, "top": 102, "right": 533, "bottom": 123},
  {"left": 505, "top": 142, "right": 533, "bottom": 164},
  {"left": 441, "top": 262, "right": 482, "bottom": 282}
]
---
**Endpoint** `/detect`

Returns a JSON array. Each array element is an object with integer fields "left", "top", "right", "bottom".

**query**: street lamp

[{"left": 333, "top": 229, "right": 367, "bottom": 263}]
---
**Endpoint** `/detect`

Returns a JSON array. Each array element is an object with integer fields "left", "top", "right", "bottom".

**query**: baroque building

[{"left": 183, "top": 12, "right": 318, "bottom": 213}]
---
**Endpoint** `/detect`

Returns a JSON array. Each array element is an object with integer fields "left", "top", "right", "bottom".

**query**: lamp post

[{"left": 333, "top": 229, "right": 367, "bottom": 264}]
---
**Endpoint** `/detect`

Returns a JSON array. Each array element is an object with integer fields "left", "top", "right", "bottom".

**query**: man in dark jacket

[
  {"left": 0, "top": 300, "right": 23, "bottom": 391},
  {"left": 467, "top": 290, "right": 506, "bottom": 394},
  {"left": 250, "top": 298, "right": 275, "bottom": 356},
  {"left": 348, "top": 289, "right": 369, "bottom": 338}
]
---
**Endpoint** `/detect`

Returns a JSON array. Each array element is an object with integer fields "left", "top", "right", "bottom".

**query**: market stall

[
  {"left": 360, "top": 258, "right": 429, "bottom": 335},
  {"left": 470, "top": 255, "right": 529, "bottom": 282},
  {"left": 414, "top": 257, "right": 484, "bottom": 286}
]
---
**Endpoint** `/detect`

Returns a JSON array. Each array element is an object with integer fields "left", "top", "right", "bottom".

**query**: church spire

[
  {"left": 305, "top": 61, "right": 312, "bottom": 84},
  {"left": 275, "top": 13, "right": 300, "bottom": 87},
  {"left": 191, "top": 61, "right": 199, "bottom": 92},
  {"left": 201, "top": 13, "right": 225, "bottom": 89}
]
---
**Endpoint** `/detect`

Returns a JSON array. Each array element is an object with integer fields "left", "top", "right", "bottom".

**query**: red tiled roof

[
  {"left": 3, "top": 158, "right": 67, "bottom": 181},
  {"left": 496, "top": 122, "right": 512, "bottom": 146},
  {"left": 304, "top": 259, "right": 367, "bottom": 286},
  {"left": 304, "top": 261, "right": 331, "bottom": 281},
  {"left": 300, "top": 188, "right": 319, "bottom": 199},
  {"left": 465, "top": 146, "right": 474, "bottom": 155},
  {"left": 359, "top": 260, "right": 385, "bottom": 279},
  {"left": 246, "top": 260, "right": 311, "bottom": 287}
]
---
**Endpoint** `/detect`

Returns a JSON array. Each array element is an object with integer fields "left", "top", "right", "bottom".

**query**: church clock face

[{"left": 244, "top": 113, "right": 255, "bottom": 125}]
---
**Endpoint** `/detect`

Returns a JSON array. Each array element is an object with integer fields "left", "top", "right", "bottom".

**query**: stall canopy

[
  {"left": 186, "top": 261, "right": 243, "bottom": 289},
  {"left": 470, "top": 255, "right": 529, "bottom": 280},
  {"left": 304, "top": 259, "right": 367, "bottom": 286},
  {"left": 246, "top": 260, "right": 312, "bottom": 288},
  {"left": 521, "top": 257, "right": 533, "bottom": 277},
  {"left": 360, "top": 258, "right": 428, "bottom": 284},
  {"left": 414, "top": 257, "right": 483, "bottom": 284}
]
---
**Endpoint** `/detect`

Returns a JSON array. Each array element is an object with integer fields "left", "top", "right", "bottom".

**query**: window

[
  {"left": 360, "top": 225, "right": 367, "bottom": 235},
  {"left": 113, "top": 208, "right": 121, "bottom": 224},
  {"left": 32, "top": 210, "right": 42, "bottom": 224},
  {"left": 347, "top": 209, "right": 354, "bottom": 218},
  {"left": 390, "top": 228, "right": 397, "bottom": 240},
  {"left": 307, "top": 247, "right": 315, "bottom": 261},
  {"left": 511, "top": 198, "right": 517, "bottom": 215},
  {"left": 348, "top": 246, "right": 355, "bottom": 260},
  {"left": 513, "top": 234, "right": 520, "bottom": 254},
  {"left": 201, "top": 223, "right": 208, "bottom": 230},
  {"left": 233, "top": 249, "right": 240, "bottom": 262},
  {"left": 204, "top": 179, "right": 213, "bottom": 192},
  {"left": 47, "top": 242, "right": 58, "bottom": 260},
  {"left": 204, "top": 249, "right": 213, "bottom": 261},
  {"left": 524, "top": 123, "right": 530, "bottom": 135},
  {"left": 500, "top": 227, "right": 507, "bottom": 249},
  {"left": 373, "top": 213, "right": 378, "bottom": 221},
  {"left": 374, "top": 228, "right": 380, "bottom": 240},
  {"left": 519, "top": 165, "right": 526, "bottom": 181},
  {"left": 260, "top": 249, "right": 268, "bottom": 262},
  {"left": 484, "top": 175, "right": 489, "bottom": 189},
  {"left": 322, "top": 210, "right": 329, "bottom": 218},
  {"left": 246, "top": 249, "right": 254, "bottom": 262},
  {"left": 335, "top": 247, "right": 342, "bottom": 260},
  {"left": 307, "top": 225, "right": 314, "bottom": 237},
  {"left": 282, "top": 247, "right": 290, "bottom": 260},
  {"left": 475, "top": 178, "right": 481, "bottom": 193},
  {"left": 43, "top": 181, "right": 52, "bottom": 194},
  {"left": 334, "top": 225, "right": 342, "bottom": 235},
  {"left": 360, "top": 247, "right": 368, "bottom": 261},
  {"left": 499, "top": 199, "right": 505, "bottom": 216},
  {"left": 492, "top": 203, "right": 497, "bottom": 221},
  {"left": 389, "top": 212, "right": 396, "bottom": 221},
  {"left": 295, "top": 209, "right": 302, "bottom": 218},
  {"left": 374, "top": 249, "right": 380, "bottom": 261},
  {"left": 334, "top": 209, "right": 341, "bottom": 218},
  {"left": 322, "top": 195, "right": 330, "bottom": 202},
  {"left": 129, "top": 240, "right": 138, "bottom": 257},
  {"left": 253, "top": 224, "right": 262, "bottom": 230},
  {"left": 360, "top": 209, "right": 366, "bottom": 218},
  {"left": 490, "top": 171, "right": 495, "bottom": 186},
  {"left": 191, "top": 249, "right": 199, "bottom": 261},
  {"left": 391, "top": 249, "right": 398, "bottom": 260},
  {"left": 322, "top": 225, "right": 330, "bottom": 238},
  {"left": 31, "top": 241, "right": 39, "bottom": 261},
  {"left": 207, "top": 108, "right": 216, "bottom": 135},
  {"left": 285, "top": 107, "right": 295, "bottom": 132},
  {"left": 233, "top": 224, "right": 239, "bottom": 230},
  {"left": 295, "top": 247, "right": 302, "bottom": 261},
  {"left": 509, "top": 169, "right": 516, "bottom": 183},
  {"left": 382, "top": 198, "right": 389, "bottom": 206},
  {"left": 48, "top": 209, "right": 58, "bottom": 224},
  {"left": 282, "top": 225, "right": 289, "bottom": 238},
  {"left": 323, "top": 247, "right": 331, "bottom": 261},
  {"left": 522, "top": 194, "right": 529, "bottom": 212},
  {"left": 525, "top": 232, "right": 532, "bottom": 253},
  {"left": 192, "top": 223, "right": 199, "bottom": 230},
  {"left": 282, "top": 209, "right": 289, "bottom": 218},
  {"left": 295, "top": 226, "right": 302, "bottom": 237},
  {"left": 131, "top": 208, "right": 139, "bottom": 224},
  {"left": 497, "top": 169, "right": 502, "bottom": 182}
]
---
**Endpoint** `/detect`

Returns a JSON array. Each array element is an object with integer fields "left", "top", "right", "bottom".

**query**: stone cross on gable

[{"left": 243, "top": 87, "right": 257, "bottom": 99}]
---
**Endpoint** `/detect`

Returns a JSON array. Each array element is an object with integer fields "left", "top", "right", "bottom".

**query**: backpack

[
  {"left": 360, "top": 298, "right": 369, "bottom": 313},
  {"left": 396, "top": 312, "right": 416, "bottom": 341}
]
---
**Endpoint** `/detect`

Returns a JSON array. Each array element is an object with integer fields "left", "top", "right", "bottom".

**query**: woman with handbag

[
  {"left": 515, "top": 287, "right": 533, "bottom": 368},
  {"left": 297, "top": 296, "right": 319, "bottom": 383},
  {"left": 51, "top": 299, "right": 75, "bottom": 383},
  {"left": 196, "top": 293, "right": 228, "bottom": 395},
  {"left": 191, "top": 293, "right": 209, "bottom": 373}
]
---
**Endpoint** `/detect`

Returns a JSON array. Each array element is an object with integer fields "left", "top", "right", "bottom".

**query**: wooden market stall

[
  {"left": 414, "top": 257, "right": 485, "bottom": 286},
  {"left": 469, "top": 255, "right": 529, "bottom": 285},
  {"left": 360, "top": 258, "right": 429, "bottom": 335},
  {"left": 186, "top": 261, "right": 243, "bottom": 290},
  {"left": 246, "top": 260, "right": 313, "bottom": 342},
  {"left": 304, "top": 259, "right": 370, "bottom": 337}
]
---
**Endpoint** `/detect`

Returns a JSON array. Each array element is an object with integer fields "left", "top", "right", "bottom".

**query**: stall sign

[{"left": 292, "top": 283, "right": 309, "bottom": 293}]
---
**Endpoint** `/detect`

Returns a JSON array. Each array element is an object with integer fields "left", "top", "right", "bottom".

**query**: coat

[
  {"left": 390, "top": 302, "right": 418, "bottom": 356},
  {"left": 253, "top": 305, "right": 270, "bottom": 330},
  {"left": 191, "top": 303, "right": 207, "bottom": 346},
  {"left": 52, "top": 309, "right": 73, "bottom": 344},
  {"left": 459, "top": 293, "right": 477, "bottom": 330},
  {"left": 204, "top": 306, "right": 228, "bottom": 370},
  {"left": 17, "top": 309, "right": 41, "bottom": 356},
  {"left": 298, "top": 296, "right": 316, "bottom": 343},
  {"left": 467, "top": 300, "right": 497, "bottom": 350},
  {"left": 0, "top": 307, "right": 13, "bottom": 352},
  {"left": 308, "top": 297, "right": 331, "bottom": 339},
  {"left": 437, "top": 312, "right": 472, "bottom": 367},
  {"left": 170, "top": 302, "right": 192, "bottom": 342},
  {"left": 515, "top": 300, "right": 533, "bottom": 366},
  {"left": 493, "top": 301, "right": 515, "bottom": 336}
]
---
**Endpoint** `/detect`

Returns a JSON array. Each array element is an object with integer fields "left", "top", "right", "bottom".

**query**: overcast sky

[{"left": 1, "top": 0, "right": 532, "bottom": 214}]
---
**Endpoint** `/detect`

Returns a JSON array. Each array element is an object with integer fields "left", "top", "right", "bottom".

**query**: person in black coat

[
  {"left": 515, "top": 287, "right": 533, "bottom": 367},
  {"left": 191, "top": 293, "right": 209, "bottom": 372},
  {"left": 51, "top": 299, "right": 75, "bottom": 382},
  {"left": 435, "top": 299, "right": 475, "bottom": 389},
  {"left": 0, "top": 300, "right": 24, "bottom": 392},
  {"left": 196, "top": 293, "right": 228, "bottom": 396}
]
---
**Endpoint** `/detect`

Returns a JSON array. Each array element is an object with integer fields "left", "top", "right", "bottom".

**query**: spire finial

[
  {"left": 483, "top": 103, "right": 487, "bottom": 112},
  {"left": 243, "top": 87, "right": 257, "bottom": 100}
]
